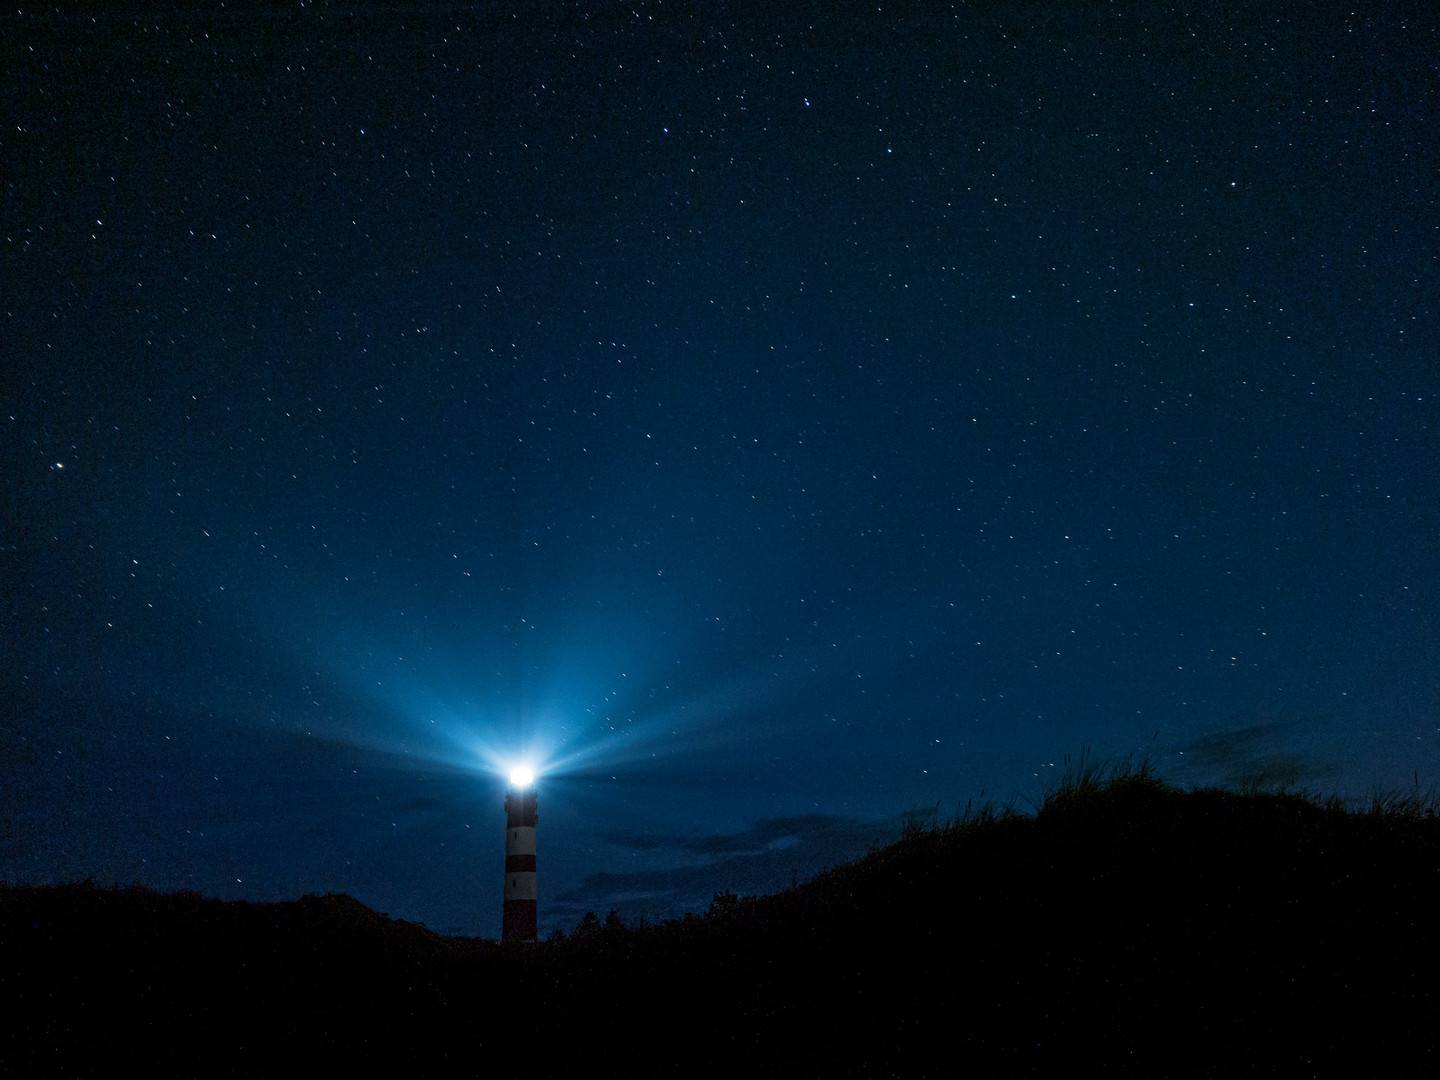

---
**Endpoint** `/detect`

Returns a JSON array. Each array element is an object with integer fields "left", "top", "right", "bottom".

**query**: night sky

[{"left": 4, "top": 2, "right": 1437, "bottom": 939}]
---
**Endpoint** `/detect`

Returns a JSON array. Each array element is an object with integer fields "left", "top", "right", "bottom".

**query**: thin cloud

[{"left": 550, "top": 814, "right": 888, "bottom": 931}]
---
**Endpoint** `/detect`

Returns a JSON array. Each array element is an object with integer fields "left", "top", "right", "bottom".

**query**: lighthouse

[{"left": 502, "top": 766, "right": 538, "bottom": 943}]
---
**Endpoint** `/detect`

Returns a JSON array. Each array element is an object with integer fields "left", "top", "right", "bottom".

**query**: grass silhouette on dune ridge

[{"left": 5, "top": 763, "right": 1440, "bottom": 1077}]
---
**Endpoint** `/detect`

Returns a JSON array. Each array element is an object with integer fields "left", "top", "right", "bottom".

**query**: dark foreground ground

[{"left": 5, "top": 770, "right": 1439, "bottom": 1077}]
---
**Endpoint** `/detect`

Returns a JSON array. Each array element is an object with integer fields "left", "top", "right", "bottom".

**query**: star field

[{"left": 3, "top": 2, "right": 1437, "bottom": 937}]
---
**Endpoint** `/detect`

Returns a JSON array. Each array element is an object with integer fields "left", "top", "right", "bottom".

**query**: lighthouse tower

[{"left": 502, "top": 768, "right": 538, "bottom": 942}]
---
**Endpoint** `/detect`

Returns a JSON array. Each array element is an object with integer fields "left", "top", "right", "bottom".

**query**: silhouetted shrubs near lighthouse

[{"left": 5, "top": 767, "right": 1439, "bottom": 1076}]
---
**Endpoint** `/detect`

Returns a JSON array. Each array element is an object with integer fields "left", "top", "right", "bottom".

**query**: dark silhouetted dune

[{"left": 5, "top": 770, "right": 1438, "bottom": 1077}]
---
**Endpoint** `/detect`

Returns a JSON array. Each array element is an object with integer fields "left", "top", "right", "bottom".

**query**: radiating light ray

[{"left": 253, "top": 592, "right": 828, "bottom": 798}]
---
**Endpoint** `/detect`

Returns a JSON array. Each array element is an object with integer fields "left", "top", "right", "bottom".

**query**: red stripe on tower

[{"left": 502, "top": 786, "right": 538, "bottom": 942}]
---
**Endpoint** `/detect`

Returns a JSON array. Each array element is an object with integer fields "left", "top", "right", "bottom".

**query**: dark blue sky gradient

[{"left": 4, "top": 2, "right": 1437, "bottom": 937}]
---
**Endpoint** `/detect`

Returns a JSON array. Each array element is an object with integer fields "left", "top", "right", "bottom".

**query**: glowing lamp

[{"left": 509, "top": 765, "right": 535, "bottom": 788}]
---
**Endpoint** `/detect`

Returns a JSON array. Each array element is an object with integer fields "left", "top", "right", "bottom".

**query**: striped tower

[{"left": 501, "top": 786, "right": 538, "bottom": 942}]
